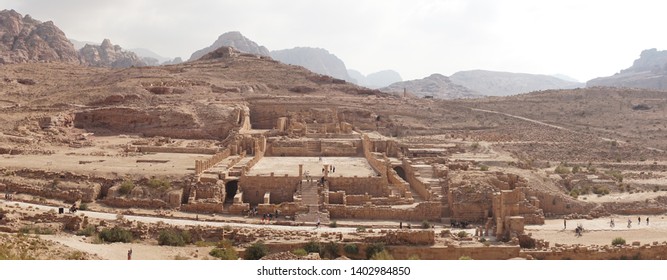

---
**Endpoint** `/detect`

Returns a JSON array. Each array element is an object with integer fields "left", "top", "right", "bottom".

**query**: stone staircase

[{"left": 295, "top": 180, "right": 330, "bottom": 224}]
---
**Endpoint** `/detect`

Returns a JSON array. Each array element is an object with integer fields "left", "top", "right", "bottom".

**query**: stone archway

[
  {"left": 224, "top": 180, "right": 239, "bottom": 203},
  {"left": 394, "top": 166, "right": 407, "bottom": 181}
]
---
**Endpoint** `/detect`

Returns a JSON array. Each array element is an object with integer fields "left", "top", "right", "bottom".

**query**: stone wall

[
  {"left": 0, "top": 177, "right": 100, "bottom": 203},
  {"left": 522, "top": 242, "right": 667, "bottom": 260},
  {"left": 401, "top": 159, "right": 432, "bottom": 201},
  {"left": 180, "top": 202, "right": 224, "bottom": 213},
  {"left": 328, "top": 191, "right": 345, "bottom": 204},
  {"left": 327, "top": 202, "right": 441, "bottom": 222},
  {"left": 389, "top": 245, "right": 521, "bottom": 260},
  {"left": 361, "top": 134, "right": 388, "bottom": 177},
  {"left": 194, "top": 147, "right": 232, "bottom": 175},
  {"left": 101, "top": 197, "right": 169, "bottom": 209},
  {"left": 345, "top": 194, "right": 372, "bottom": 205},
  {"left": 239, "top": 175, "right": 301, "bottom": 206},
  {"left": 327, "top": 176, "right": 389, "bottom": 197},
  {"left": 363, "top": 230, "right": 435, "bottom": 246},
  {"left": 139, "top": 146, "right": 218, "bottom": 155}
]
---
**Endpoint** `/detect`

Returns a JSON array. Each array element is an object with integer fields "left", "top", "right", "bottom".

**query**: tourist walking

[
  {"left": 563, "top": 218, "right": 567, "bottom": 229},
  {"left": 627, "top": 218, "right": 632, "bottom": 228},
  {"left": 646, "top": 217, "right": 649, "bottom": 225},
  {"left": 638, "top": 216, "right": 641, "bottom": 225}
]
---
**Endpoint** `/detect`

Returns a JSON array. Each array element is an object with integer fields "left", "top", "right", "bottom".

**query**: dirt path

[{"left": 526, "top": 215, "right": 667, "bottom": 246}]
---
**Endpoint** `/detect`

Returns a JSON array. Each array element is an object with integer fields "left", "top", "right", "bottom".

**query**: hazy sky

[{"left": 2, "top": 0, "right": 666, "bottom": 81}]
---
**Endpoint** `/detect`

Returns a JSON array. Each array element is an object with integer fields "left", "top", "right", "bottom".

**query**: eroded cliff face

[
  {"left": 73, "top": 104, "right": 250, "bottom": 140},
  {"left": 0, "top": 9, "right": 79, "bottom": 64}
]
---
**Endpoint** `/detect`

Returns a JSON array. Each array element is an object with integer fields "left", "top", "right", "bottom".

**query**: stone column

[{"left": 299, "top": 164, "right": 303, "bottom": 178}]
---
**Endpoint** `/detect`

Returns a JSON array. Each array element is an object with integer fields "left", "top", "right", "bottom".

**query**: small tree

[
  {"left": 303, "top": 240, "right": 321, "bottom": 254},
  {"left": 365, "top": 243, "right": 385, "bottom": 259},
  {"left": 244, "top": 241, "right": 268, "bottom": 260},
  {"left": 343, "top": 244, "right": 359, "bottom": 255}
]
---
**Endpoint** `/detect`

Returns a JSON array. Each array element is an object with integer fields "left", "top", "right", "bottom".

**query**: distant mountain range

[
  {"left": 449, "top": 70, "right": 584, "bottom": 97},
  {"left": 587, "top": 48, "right": 667, "bottom": 90},
  {"left": 348, "top": 69, "right": 402, "bottom": 89},
  {"left": 380, "top": 73, "right": 480, "bottom": 99},
  {"left": 270, "top": 47, "right": 352, "bottom": 82},
  {"left": 7, "top": 9, "right": 660, "bottom": 95}
]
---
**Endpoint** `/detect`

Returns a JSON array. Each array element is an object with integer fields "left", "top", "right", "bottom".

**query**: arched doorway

[
  {"left": 225, "top": 180, "right": 238, "bottom": 203},
  {"left": 393, "top": 166, "right": 407, "bottom": 181}
]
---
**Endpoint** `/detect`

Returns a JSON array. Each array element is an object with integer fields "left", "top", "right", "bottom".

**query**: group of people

[
  {"left": 626, "top": 216, "right": 649, "bottom": 228},
  {"left": 322, "top": 165, "right": 336, "bottom": 174},
  {"left": 259, "top": 210, "right": 280, "bottom": 224}
]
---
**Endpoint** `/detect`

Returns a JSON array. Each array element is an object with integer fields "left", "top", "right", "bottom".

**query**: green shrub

[
  {"left": 78, "top": 203, "right": 89, "bottom": 211},
  {"left": 459, "top": 255, "right": 473, "bottom": 260},
  {"left": 365, "top": 243, "right": 385, "bottom": 259},
  {"left": 606, "top": 170, "right": 623, "bottom": 182},
  {"left": 408, "top": 254, "right": 420, "bottom": 260},
  {"left": 209, "top": 241, "right": 238, "bottom": 260},
  {"left": 19, "top": 225, "right": 54, "bottom": 235},
  {"left": 244, "top": 241, "right": 268, "bottom": 260},
  {"left": 421, "top": 220, "right": 431, "bottom": 229},
  {"left": 118, "top": 180, "right": 135, "bottom": 195},
  {"left": 471, "top": 142, "right": 480, "bottom": 150},
  {"left": 480, "top": 165, "right": 489, "bottom": 171},
  {"left": 303, "top": 240, "right": 321, "bottom": 254},
  {"left": 158, "top": 229, "right": 191, "bottom": 246},
  {"left": 329, "top": 220, "right": 337, "bottom": 228},
  {"left": 457, "top": 231, "right": 468, "bottom": 238},
  {"left": 76, "top": 225, "right": 96, "bottom": 237},
  {"left": 343, "top": 244, "right": 359, "bottom": 255},
  {"left": 593, "top": 186, "right": 610, "bottom": 195},
  {"left": 65, "top": 251, "right": 86, "bottom": 260},
  {"left": 321, "top": 241, "right": 340, "bottom": 259},
  {"left": 612, "top": 237, "right": 626, "bottom": 246},
  {"left": 292, "top": 248, "right": 308, "bottom": 256},
  {"left": 555, "top": 165, "right": 570, "bottom": 174},
  {"left": 369, "top": 250, "right": 393, "bottom": 260},
  {"left": 569, "top": 189, "right": 580, "bottom": 198},
  {"left": 98, "top": 226, "right": 133, "bottom": 243},
  {"left": 147, "top": 178, "right": 171, "bottom": 190},
  {"left": 571, "top": 165, "right": 580, "bottom": 174}
]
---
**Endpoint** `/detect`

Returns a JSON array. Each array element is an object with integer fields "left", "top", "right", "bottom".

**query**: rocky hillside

[
  {"left": 189, "top": 31, "right": 270, "bottom": 61},
  {"left": 587, "top": 49, "right": 667, "bottom": 90},
  {"left": 348, "top": 69, "right": 402, "bottom": 89},
  {"left": 79, "top": 39, "right": 146, "bottom": 68},
  {"left": 380, "top": 73, "right": 480, "bottom": 99},
  {"left": 271, "top": 47, "right": 352, "bottom": 82},
  {"left": 0, "top": 9, "right": 79, "bottom": 64},
  {"left": 450, "top": 70, "right": 583, "bottom": 96}
]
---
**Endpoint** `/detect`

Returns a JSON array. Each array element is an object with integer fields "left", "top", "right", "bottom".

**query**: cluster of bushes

[
  {"left": 147, "top": 178, "right": 171, "bottom": 191},
  {"left": 98, "top": 226, "right": 133, "bottom": 243},
  {"left": 19, "top": 225, "right": 54, "bottom": 235},
  {"left": 209, "top": 239, "right": 238, "bottom": 260},
  {"left": 158, "top": 229, "right": 192, "bottom": 246}
]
